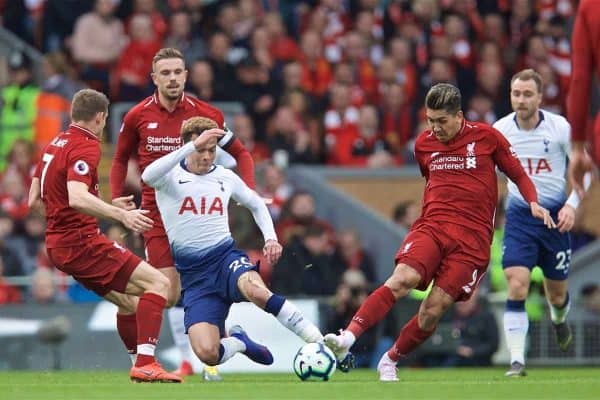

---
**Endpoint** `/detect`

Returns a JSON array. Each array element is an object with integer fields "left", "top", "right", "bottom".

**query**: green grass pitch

[{"left": 1, "top": 368, "right": 599, "bottom": 400}]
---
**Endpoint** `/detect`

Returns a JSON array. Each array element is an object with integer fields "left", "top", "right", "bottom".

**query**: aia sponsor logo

[{"left": 178, "top": 196, "right": 224, "bottom": 215}]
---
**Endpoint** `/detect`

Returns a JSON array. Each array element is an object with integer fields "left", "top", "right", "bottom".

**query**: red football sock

[
  {"left": 116, "top": 313, "right": 137, "bottom": 354},
  {"left": 387, "top": 315, "right": 435, "bottom": 362},
  {"left": 135, "top": 292, "right": 166, "bottom": 367},
  {"left": 347, "top": 285, "right": 396, "bottom": 338}
]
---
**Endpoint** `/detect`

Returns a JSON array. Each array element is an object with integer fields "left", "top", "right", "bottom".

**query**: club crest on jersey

[
  {"left": 217, "top": 180, "right": 225, "bottom": 192},
  {"left": 147, "top": 122, "right": 158, "bottom": 129},
  {"left": 543, "top": 138, "right": 550, "bottom": 153},
  {"left": 73, "top": 160, "right": 89, "bottom": 175},
  {"left": 466, "top": 142, "right": 477, "bottom": 169}
]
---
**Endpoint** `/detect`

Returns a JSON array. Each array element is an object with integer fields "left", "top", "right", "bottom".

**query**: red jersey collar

[
  {"left": 68, "top": 124, "right": 100, "bottom": 141},
  {"left": 152, "top": 91, "right": 192, "bottom": 112}
]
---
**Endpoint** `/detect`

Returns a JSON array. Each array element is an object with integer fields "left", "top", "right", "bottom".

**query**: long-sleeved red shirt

[
  {"left": 414, "top": 120, "right": 537, "bottom": 243},
  {"left": 567, "top": 0, "right": 600, "bottom": 163},
  {"left": 110, "top": 93, "right": 255, "bottom": 235}
]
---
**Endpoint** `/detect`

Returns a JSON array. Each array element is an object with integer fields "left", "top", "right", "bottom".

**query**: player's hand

[
  {"left": 530, "top": 202, "right": 556, "bottom": 229},
  {"left": 456, "top": 345, "right": 474, "bottom": 358},
  {"left": 122, "top": 209, "right": 154, "bottom": 233},
  {"left": 556, "top": 204, "right": 575, "bottom": 233},
  {"left": 568, "top": 147, "right": 595, "bottom": 200},
  {"left": 263, "top": 239, "right": 282, "bottom": 264},
  {"left": 112, "top": 195, "right": 137, "bottom": 211},
  {"left": 193, "top": 128, "right": 225, "bottom": 150}
]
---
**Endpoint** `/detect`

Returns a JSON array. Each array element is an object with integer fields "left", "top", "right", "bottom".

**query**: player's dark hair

[
  {"left": 181, "top": 117, "right": 218, "bottom": 143},
  {"left": 511, "top": 68, "right": 544, "bottom": 93},
  {"left": 152, "top": 47, "right": 185, "bottom": 71},
  {"left": 425, "top": 83, "right": 462, "bottom": 114},
  {"left": 70, "top": 89, "right": 109, "bottom": 122}
]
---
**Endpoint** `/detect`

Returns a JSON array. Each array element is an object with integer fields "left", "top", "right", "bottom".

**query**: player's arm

[
  {"left": 231, "top": 174, "right": 281, "bottom": 264},
  {"left": 110, "top": 111, "right": 139, "bottom": 201},
  {"left": 219, "top": 126, "right": 256, "bottom": 189},
  {"left": 492, "top": 130, "right": 556, "bottom": 229},
  {"left": 67, "top": 181, "right": 153, "bottom": 234},
  {"left": 141, "top": 129, "right": 225, "bottom": 187},
  {"left": 28, "top": 177, "right": 42, "bottom": 210},
  {"left": 567, "top": 3, "right": 597, "bottom": 199}
]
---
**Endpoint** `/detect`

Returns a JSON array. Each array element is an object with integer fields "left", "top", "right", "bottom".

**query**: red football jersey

[
  {"left": 414, "top": 120, "right": 536, "bottom": 242},
  {"left": 110, "top": 92, "right": 225, "bottom": 208},
  {"left": 567, "top": 0, "right": 600, "bottom": 163},
  {"left": 34, "top": 125, "right": 101, "bottom": 248}
]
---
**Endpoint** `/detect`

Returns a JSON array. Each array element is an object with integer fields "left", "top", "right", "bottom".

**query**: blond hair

[{"left": 181, "top": 117, "right": 218, "bottom": 143}]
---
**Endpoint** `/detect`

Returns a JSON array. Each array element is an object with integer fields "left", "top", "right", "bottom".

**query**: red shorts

[
  {"left": 142, "top": 231, "right": 174, "bottom": 269},
  {"left": 47, "top": 234, "right": 142, "bottom": 296},
  {"left": 395, "top": 221, "right": 490, "bottom": 301}
]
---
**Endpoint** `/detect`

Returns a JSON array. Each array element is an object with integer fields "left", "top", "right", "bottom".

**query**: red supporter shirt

[
  {"left": 567, "top": 0, "right": 600, "bottom": 163},
  {"left": 34, "top": 125, "right": 101, "bottom": 248},
  {"left": 414, "top": 120, "right": 537, "bottom": 242},
  {"left": 111, "top": 93, "right": 255, "bottom": 222}
]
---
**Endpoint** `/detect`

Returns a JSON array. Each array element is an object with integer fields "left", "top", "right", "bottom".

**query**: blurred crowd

[{"left": 0, "top": 0, "right": 599, "bottom": 365}]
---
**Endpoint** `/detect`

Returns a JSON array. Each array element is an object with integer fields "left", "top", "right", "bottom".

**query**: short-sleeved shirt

[{"left": 34, "top": 124, "right": 101, "bottom": 248}]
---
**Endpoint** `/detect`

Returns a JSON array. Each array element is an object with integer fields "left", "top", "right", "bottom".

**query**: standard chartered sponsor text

[{"left": 146, "top": 136, "right": 181, "bottom": 152}]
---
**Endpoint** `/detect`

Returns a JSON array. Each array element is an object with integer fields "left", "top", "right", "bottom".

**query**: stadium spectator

[
  {"left": 267, "top": 106, "right": 319, "bottom": 166},
  {"left": 392, "top": 201, "right": 419, "bottom": 231},
  {"left": 0, "top": 256, "right": 22, "bottom": 304},
  {"left": 232, "top": 113, "right": 271, "bottom": 165},
  {"left": 163, "top": 11, "right": 206, "bottom": 66},
  {"left": 256, "top": 162, "right": 293, "bottom": 221},
  {"left": 3, "top": 139, "right": 36, "bottom": 190},
  {"left": 441, "top": 288, "right": 499, "bottom": 367},
  {"left": 275, "top": 191, "right": 335, "bottom": 247},
  {"left": 113, "top": 13, "right": 162, "bottom": 101},
  {"left": 337, "top": 229, "right": 377, "bottom": 286},
  {"left": 70, "top": 0, "right": 127, "bottom": 95},
  {"left": 271, "top": 223, "right": 345, "bottom": 297},
  {"left": 34, "top": 52, "right": 86, "bottom": 153},
  {"left": 0, "top": 51, "right": 39, "bottom": 172}
]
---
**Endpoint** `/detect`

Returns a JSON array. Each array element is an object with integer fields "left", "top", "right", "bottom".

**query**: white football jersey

[
  {"left": 141, "top": 142, "right": 276, "bottom": 252},
  {"left": 493, "top": 110, "right": 574, "bottom": 209}
]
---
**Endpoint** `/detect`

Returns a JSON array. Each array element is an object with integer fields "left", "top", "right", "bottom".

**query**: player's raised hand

[
  {"left": 556, "top": 204, "right": 575, "bottom": 233},
  {"left": 263, "top": 239, "right": 282, "bottom": 264},
  {"left": 193, "top": 128, "right": 225, "bottom": 150},
  {"left": 122, "top": 209, "right": 154, "bottom": 233},
  {"left": 112, "top": 195, "right": 137, "bottom": 211},
  {"left": 530, "top": 202, "right": 556, "bottom": 229}
]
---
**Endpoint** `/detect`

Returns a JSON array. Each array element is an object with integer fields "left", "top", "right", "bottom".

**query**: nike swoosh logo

[
  {"left": 139, "top": 369, "right": 154, "bottom": 376},
  {"left": 178, "top": 180, "right": 191, "bottom": 184}
]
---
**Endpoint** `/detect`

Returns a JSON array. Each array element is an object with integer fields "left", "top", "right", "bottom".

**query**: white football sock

[
  {"left": 504, "top": 310, "right": 528, "bottom": 365},
  {"left": 276, "top": 300, "right": 324, "bottom": 343},
  {"left": 218, "top": 336, "right": 245, "bottom": 364},
  {"left": 168, "top": 306, "right": 196, "bottom": 365}
]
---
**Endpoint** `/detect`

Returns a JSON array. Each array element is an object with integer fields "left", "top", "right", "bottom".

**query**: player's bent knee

[
  {"left": 147, "top": 272, "right": 171, "bottom": 298},
  {"left": 385, "top": 264, "right": 421, "bottom": 298},
  {"left": 191, "top": 341, "right": 220, "bottom": 366}
]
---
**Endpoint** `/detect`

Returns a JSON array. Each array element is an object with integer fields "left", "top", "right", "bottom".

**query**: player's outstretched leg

[{"left": 229, "top": 325, "right": 273, "bottom": 365}]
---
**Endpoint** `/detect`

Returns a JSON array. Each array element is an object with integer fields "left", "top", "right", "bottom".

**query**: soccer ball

[{"left": 293, "top": 342, "right": 337, "bottom": 381}]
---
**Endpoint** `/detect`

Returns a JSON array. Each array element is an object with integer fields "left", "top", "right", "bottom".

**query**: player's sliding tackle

[
  {"left": 28, "top": 89, "right": 181, "bottom": 383},
  {"left": 141, "top": 117, "right": 325, "bottom": 368}
]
